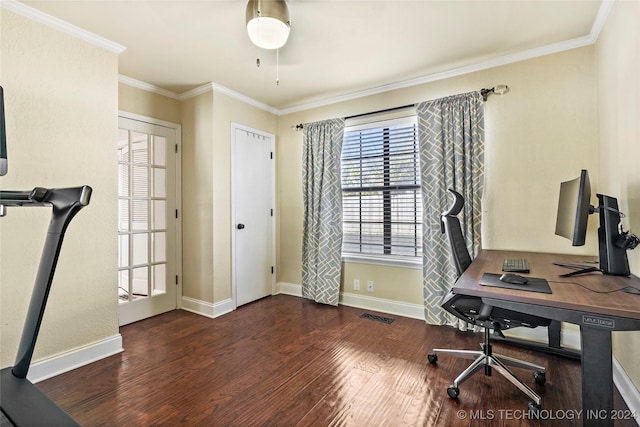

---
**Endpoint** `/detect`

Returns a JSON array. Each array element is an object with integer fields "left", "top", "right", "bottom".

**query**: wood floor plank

[{"left": 36, "top": 295, "right": 638, "bottom": 426}]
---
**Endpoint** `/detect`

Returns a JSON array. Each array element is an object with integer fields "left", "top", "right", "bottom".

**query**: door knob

[{"left": 237, "top": 224, "right": 245, "bottom": 230}]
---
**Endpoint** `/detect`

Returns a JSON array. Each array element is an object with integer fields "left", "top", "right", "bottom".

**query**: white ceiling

[{"left": 18, "top": 0, "right": 605, "bottom": 112}]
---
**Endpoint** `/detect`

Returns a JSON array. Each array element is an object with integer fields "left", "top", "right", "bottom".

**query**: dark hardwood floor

[{"left": 38, "top": 295, "right": 636, "bottom": 426}]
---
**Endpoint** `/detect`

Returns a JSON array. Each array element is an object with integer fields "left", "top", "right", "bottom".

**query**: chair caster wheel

[
  {"left": 427, "top": 353, "right": 438, "bottom": 364},
  {"left": 534, "top": 371, "right": 546, "bottom": 385},
  {"left": 528, "top": 401, "right": 542, "bottom": 418},
  {"left": 447, "top": 385, "right": 459, "bottom": 399}
]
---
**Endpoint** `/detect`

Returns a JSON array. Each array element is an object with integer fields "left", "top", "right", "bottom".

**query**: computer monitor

[
  {"left": 0, "top": 86, "right": 7, "bottom": 176},
  {"left": 555, "top": 169, "right": 632, "bottom": 276},
  {"left": 555, "top": 169, "right": 592, "bottom": 246}
]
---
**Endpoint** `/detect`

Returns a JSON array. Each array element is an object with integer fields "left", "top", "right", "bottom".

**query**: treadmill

[{"left": 0, "top": 186, "right": 91, "bottom": 426}]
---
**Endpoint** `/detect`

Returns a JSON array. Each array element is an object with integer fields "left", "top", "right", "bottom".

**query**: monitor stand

[{"left": 553, "top": 262, "right": 600, "bottom": 277}]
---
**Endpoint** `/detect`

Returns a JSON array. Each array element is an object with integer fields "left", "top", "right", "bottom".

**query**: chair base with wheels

[{"left": 428, "top": 327, "right": 545, "bottom": 410}]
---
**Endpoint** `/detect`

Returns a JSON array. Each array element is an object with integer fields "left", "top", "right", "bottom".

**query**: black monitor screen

[
  {"left": 555, "top": 169, "right": 591, "bottom": 246},
  {"left": 555, "top": 169, "right": 631, "bottom": 276},
  {"left": 0, "top": 85, "right": 6, "bottom": 176}
]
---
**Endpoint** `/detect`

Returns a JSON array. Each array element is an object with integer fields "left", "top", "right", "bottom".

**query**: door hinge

[
  {"left": 175, "top": 144, "right": 178, "bottom": 153},
  {"left": 270, "top": 151, "right": 273, "bottom": 159},
  {"left": 175, "top": 275, "right": 179, "bottom": 285},
  {"left": 176, "top": 209, "right": 179, "bottom": 218},
  {"left": 271, "top": 266, "right": 274, "bottom": 274},
  {"left": 270, "top": 208, "right": 273, "bottom": 217}
]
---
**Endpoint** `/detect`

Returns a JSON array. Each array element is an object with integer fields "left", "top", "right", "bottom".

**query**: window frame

[{"left": 340, "top": 114, "right": 422, "bottom": 269}]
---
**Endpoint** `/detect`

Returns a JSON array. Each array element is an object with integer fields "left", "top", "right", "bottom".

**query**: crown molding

[
  {"left": 73, "top": 0, "right": 615, "bottom": 116},
  {"left": 1, "top": 0, "right": 126, "bottom": 54},
  {"left": 279, "top": 0, "right": 614, "bottom": 115},
  {"left": 209, "top": 81, "right": 280, "bottom": 115},
  {"left": 122, "top": 26, "right": 594, "bottom": 118},
  {"left": 121, "top": 25, "right": 596, "bottom": 116},
  {"left": 178, "top": 83, "right": 213, "bottom": 101},
  {"left": 278, "top": 33, "right": 596, "bottom": 115},
  {"left": 180, "top": 82, "right": 280, "bottom": 115},
  {"left": 118, "top": 75, "right": 181, "bottom": 100},
  {"left": 589, "top": 0, "right": 614, "bottom": 42},
  {"left": 118, "top": 77, "right": 280, "bottom": 116}
]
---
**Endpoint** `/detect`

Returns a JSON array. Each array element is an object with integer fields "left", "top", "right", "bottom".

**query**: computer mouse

[{"left": 499, "top": 273, "right": 529, "bottom": 285}]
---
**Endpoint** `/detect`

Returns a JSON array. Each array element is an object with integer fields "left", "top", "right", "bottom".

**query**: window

[{"left": 341, "top": 115, "right": 422, "bottom": 263}]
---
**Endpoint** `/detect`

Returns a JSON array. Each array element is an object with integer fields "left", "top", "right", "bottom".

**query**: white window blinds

[{"left": 341, "top": 115, "right": 422, "bottom": 258}]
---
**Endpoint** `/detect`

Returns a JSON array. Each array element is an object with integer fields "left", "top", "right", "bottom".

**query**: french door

[{"left": 117, "top": 115, "right": 180, "bottom": 326}]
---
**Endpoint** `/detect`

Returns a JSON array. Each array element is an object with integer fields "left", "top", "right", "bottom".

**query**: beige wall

[
  {"left": 0, "top": 10, "right": 119, "bottom": 366},
  {"left": 181, "top": 91, "right": 214, "bottom": 302},
  {"left": 180, "top": 89, "right": 278, "bottom": 304},
  {"left": 596, "top": 0, "right": 640, "bottom": 391},
  {"left": 278, "top": 47, "right": 598, "bottom": 305},
  {"left": 118, "top": 83, "right": 181, "bottom": 124}
]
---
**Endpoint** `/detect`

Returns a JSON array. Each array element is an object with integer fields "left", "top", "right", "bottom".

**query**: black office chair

[{"left": 427, "top": 189, "right": 549, "bottom": 411}]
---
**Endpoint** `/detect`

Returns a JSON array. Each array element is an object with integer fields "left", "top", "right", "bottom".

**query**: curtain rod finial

[
  {"left": 494, "top": 84, "right": 509, "bottom": 95},
  {"left": 481, "top": 84, "right": 509, "bottom": 101}
]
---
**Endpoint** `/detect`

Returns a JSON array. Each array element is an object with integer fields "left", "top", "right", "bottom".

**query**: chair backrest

[
  {"left": 441, "top": 189, "right": 473, "bottom": 277},
  {"left": 439, "top": 189, "right": 551, "bottom": 329}
]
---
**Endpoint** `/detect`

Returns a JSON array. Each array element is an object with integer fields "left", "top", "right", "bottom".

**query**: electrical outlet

[
  {"left": 353, "top": 279, "right": 360, "bottom": 291},
  {"left": 367, "top": 280, "right": 374, "bottom": 292}
]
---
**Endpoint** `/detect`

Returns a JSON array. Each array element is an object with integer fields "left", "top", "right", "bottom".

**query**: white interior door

[
  {"left": 117, "top": 116, "right": 179, "bottom": 325},
  {"left": 232, "top": 124, "right": 274, "bottom": 307}
]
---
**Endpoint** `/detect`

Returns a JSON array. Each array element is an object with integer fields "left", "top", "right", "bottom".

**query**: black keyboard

[{"left": 502, "top": 258, "right": 530, "bottom": 273}]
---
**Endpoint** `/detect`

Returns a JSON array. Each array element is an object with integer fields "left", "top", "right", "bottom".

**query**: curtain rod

[
  {"left": 292, "top": 104, "right": 414, "bottom": 131},
  {"left": 292, "top": 85, "right": 509, "bottom": 130},
  {"left": 344, "top": 103, "right": 416, "bottom": 121}
]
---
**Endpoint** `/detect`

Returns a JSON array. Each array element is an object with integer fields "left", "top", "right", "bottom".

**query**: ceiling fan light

[
  {"left": 247, "top": 16, "right": 290, "bottom": 49},
  {"left": 246, "top": 0, "right": 291, "bottom": 50}
]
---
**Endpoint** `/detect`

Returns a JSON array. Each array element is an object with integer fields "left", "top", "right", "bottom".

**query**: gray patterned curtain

[
  {"left": 301, "top": 118, "right": 345, "bottom": 306},
  {"left": 416, "top": 92, "right": 484, "bottom": 325}
]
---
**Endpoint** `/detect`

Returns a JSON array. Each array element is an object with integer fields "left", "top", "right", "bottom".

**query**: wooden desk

[{"left": 453, "top": 250, "right": 640, "bottom": 427}]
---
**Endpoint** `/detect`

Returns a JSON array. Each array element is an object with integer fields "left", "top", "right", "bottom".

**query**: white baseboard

[
  {"left": 277, "top": 282, "right": 303, "bottom": 297},
  {"left": 276, "top": 282, "right": 424, "bottom": 320},
  {"left": 28, "top": 334, "right": 123, "bottom": 384},
  {"left": 180, "top": 296, "right": 235, "bottom": 319},
  {"left": 613, "top": 357, "right": 640, "bottom": 426},
  {"left": 502, "top": 325, "right": 581, "bottom": 351},
  {"left": 339, "top": 292, "right": 425, "bottom": 320}
]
